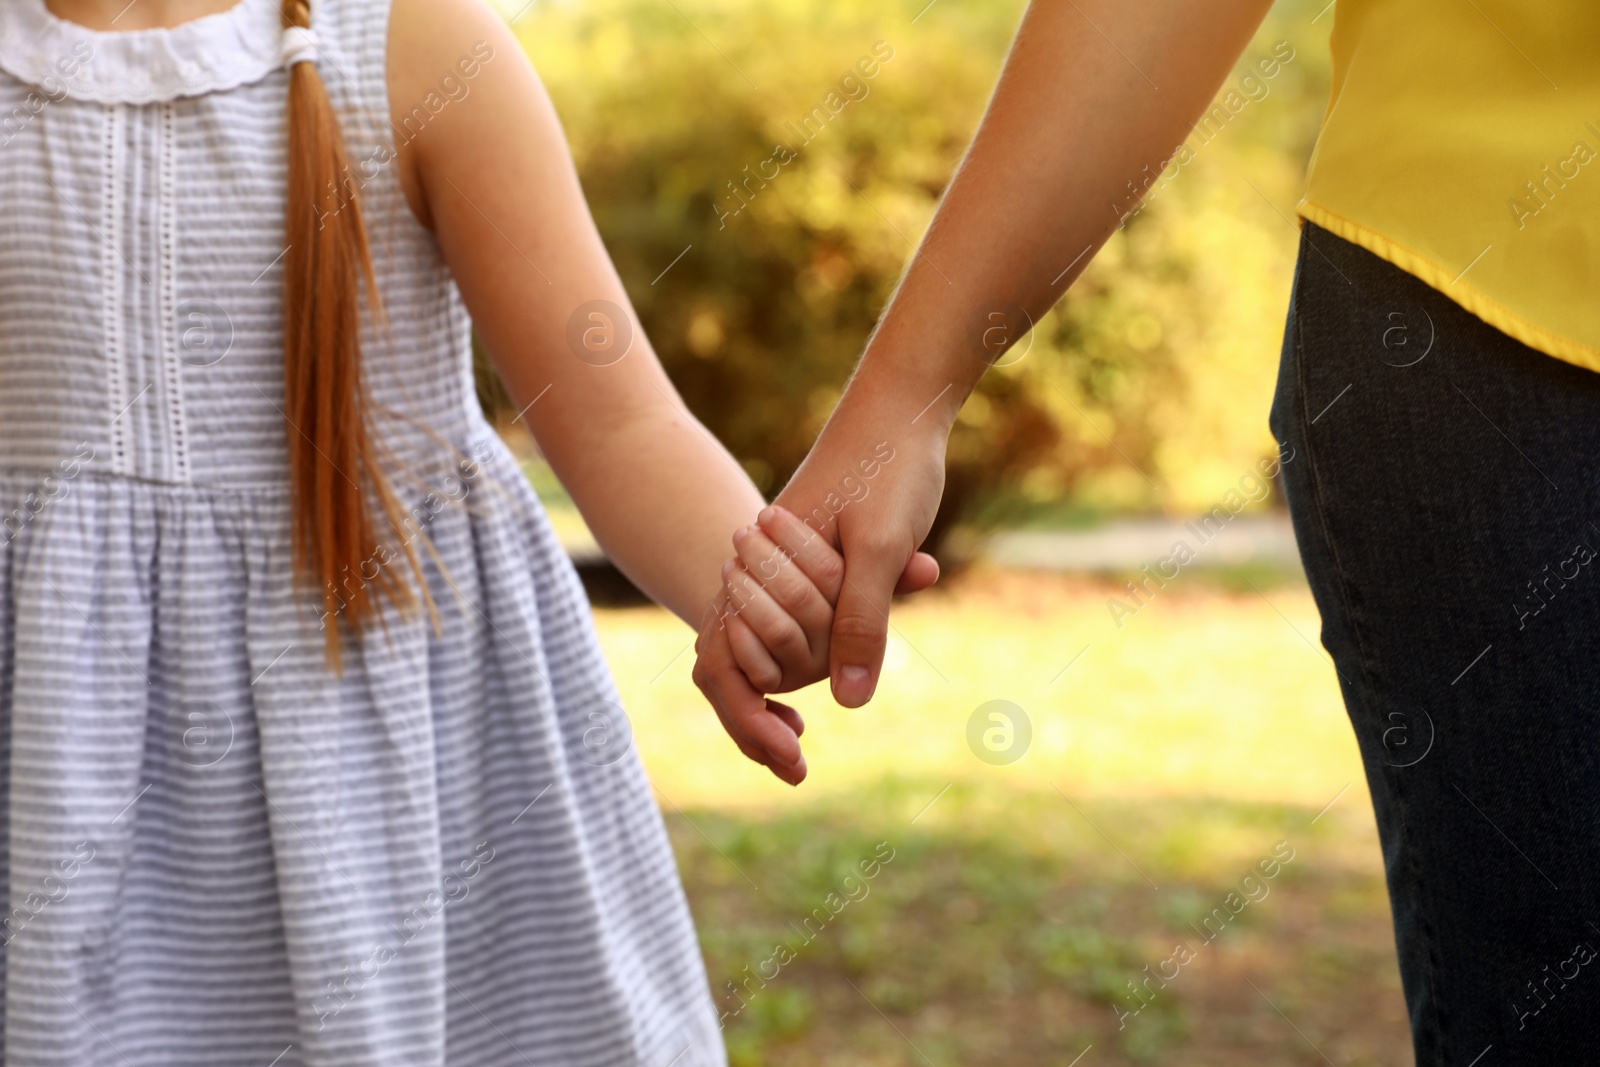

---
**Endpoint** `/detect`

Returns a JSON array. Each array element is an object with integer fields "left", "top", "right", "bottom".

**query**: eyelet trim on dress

[
  {"left": 159, "top": 101, "right": 190, "bottom": 484},
  {"left": 101, "top": 105, "right": 129, "bottom": 475},
  {"left": 0, "top": 0, "right": 283, "bottom": 105}
]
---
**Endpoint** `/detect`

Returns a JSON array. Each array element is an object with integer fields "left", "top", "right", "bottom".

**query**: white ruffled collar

[{"left": 0, "top": 0, "right": 286, "bottom": 105}]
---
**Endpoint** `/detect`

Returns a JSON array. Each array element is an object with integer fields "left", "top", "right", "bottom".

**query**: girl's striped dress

[{"left": 0, "top": 0, "right": 726, "bottom": 1063}]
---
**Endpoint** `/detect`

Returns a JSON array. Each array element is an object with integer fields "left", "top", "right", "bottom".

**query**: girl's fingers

[
  {"left": 766, "top": 698, "right": 805, "bottom": 739},
  {"left": 723, "top": 557, "right": 817, "bottom": 680},
  {"left": 732, "top": 524, "right": 832, "bottom": 649},
  {"left": 724, "top": 606, "right": 785, "bottom": 693},
  {"left": 692, "top": 626, "right": 806, "bottom": 785},
  {"left": 754, "top": 505, "right": 846, "bottom": 604},
  {"left": 705, "top": 672, "right": 792, "bottom": 778}
]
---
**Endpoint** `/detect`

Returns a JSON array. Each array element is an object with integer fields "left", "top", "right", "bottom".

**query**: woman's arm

[
  {"left": 695, "top": 0, "right": 1279, "bottom": 716},
  {"left": 386, "top": 0, "right": 765, "bottom": 631}
]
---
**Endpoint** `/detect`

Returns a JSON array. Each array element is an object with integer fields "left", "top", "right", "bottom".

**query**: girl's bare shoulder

[{"left": 385, "top": 0, "right": 525, "bottom": 231}]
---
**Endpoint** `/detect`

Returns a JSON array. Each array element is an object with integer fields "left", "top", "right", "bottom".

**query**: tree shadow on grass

[{"left": 668, "top": 777, "right": 1411, "bottom": 1067}]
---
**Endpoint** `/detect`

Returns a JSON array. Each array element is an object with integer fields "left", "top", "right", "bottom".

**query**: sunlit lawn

[
  {"left": 603, "top": 566, "right": 1365, "bottom": 811},
  {"left": 593, "top": 567, "right": 1414, "bottom": 1065}
]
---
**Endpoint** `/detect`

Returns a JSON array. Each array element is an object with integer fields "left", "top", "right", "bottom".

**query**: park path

[{"left": 980, "top": 513, "right": 1301, "bottom": 572}]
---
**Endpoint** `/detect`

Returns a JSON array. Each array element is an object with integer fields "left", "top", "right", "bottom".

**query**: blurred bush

[{"left": 499, "top": 0, "right": 1333, "bottom": 553}]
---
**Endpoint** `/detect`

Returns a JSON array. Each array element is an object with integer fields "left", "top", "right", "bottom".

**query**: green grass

[
  {"left": 600, "top": 567, "right": 1365, "bottom": 811},
  {"left": 592, "top": 568, "right": 1413, "bottom": 1063},
  {"left": 668, "top": 780, "right": 1407, "bottom": 1066}
]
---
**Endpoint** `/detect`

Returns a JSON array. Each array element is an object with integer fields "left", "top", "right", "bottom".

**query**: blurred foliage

[{"left": 497, "top": 0, "right": 1335, "bottom": 551}]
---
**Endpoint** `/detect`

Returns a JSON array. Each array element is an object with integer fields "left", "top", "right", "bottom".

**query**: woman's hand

[
  {"left": 691, "top": 382, "right": 949, "bottom": 778},
  {"left": 716, "top": 503, "right": 940, "bottom": 694},
  {"left": 772, "top": 389, "right": 948, "bottom": 707},
  {"left": 692, "top": 492, "right": 939, "bottom": 785},
  {"left": 693, "top": 0, "right": 1277, "bottom": 778}
]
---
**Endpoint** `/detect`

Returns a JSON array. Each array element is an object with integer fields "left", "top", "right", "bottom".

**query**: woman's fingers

[
  {"left": 723, "top": 555, "right": 811, "bottom": 668},
  {"left": 756, "top": 504, "right": 940, "bottom": 602},
  {"left": 895, "top": 551, "right": 941, "bottom": 595},
  {"left": 723, "top": 604, "right": 785, "bottom": 694},
  {"left": 731, "top": 523, "right": 833, "bottom": 662},
  {"left": 754, "top": 506, "right": 846, "bottom": 603}
]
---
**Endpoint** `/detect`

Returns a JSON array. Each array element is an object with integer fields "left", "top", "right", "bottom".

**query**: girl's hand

[
  {"left": 720, "top": 504, "right": 941, "bottom": 694},
  {"left": 688, "top": 505, "right": 840, "bottom": 790},
  {"left": 692, "top": 505, "right": 938, "bottom": 786}
]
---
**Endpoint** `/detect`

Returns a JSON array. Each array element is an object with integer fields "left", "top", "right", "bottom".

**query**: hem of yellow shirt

[{"left": 1295, "top": 200, "right": 1600, "bottom": 376}]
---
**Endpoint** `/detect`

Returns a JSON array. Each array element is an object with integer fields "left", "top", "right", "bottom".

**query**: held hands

[
  {"left": 692, "top": 409, "right": 949, "bottom": 785},
  {"left": 718, "top": 505, "right": 849, "bottom": 695},
  {"left": 689, "top": 506, "right": 845, "bottom": 787},
  {"left": 691, "top": 505, "right": 938, "bottom": 785}
]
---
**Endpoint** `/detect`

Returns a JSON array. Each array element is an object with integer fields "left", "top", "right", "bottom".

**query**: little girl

[{"left": 0, "top": 0, "right": 827, "bottom": 1061}]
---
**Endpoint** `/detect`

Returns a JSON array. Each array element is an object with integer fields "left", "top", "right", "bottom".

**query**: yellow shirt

[{"left": 1298, "top": 1, "right": 1600, "bottom": 371}]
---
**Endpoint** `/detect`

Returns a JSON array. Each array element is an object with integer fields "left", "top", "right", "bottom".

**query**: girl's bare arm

[{"left": 387, "top": 0, "right": 767, "bottom": 633}]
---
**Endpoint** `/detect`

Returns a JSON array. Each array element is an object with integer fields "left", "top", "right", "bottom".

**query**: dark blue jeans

[{"left": 1269, "top": 221, "right": 1600, "bottom": 1063}]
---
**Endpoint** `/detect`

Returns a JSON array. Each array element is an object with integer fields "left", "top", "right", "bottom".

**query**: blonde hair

[{"left": 280, "top": 0, "right": 428, "bottom": 672}]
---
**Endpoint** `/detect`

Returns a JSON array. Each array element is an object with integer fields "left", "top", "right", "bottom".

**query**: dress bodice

[{"left": 0, "top": 0, "right": 485, "bottom": 493}]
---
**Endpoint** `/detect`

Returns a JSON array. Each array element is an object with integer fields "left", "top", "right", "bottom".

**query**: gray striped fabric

[{"left": 0, "top": 0, "right": 726, "bottom": 1064}]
